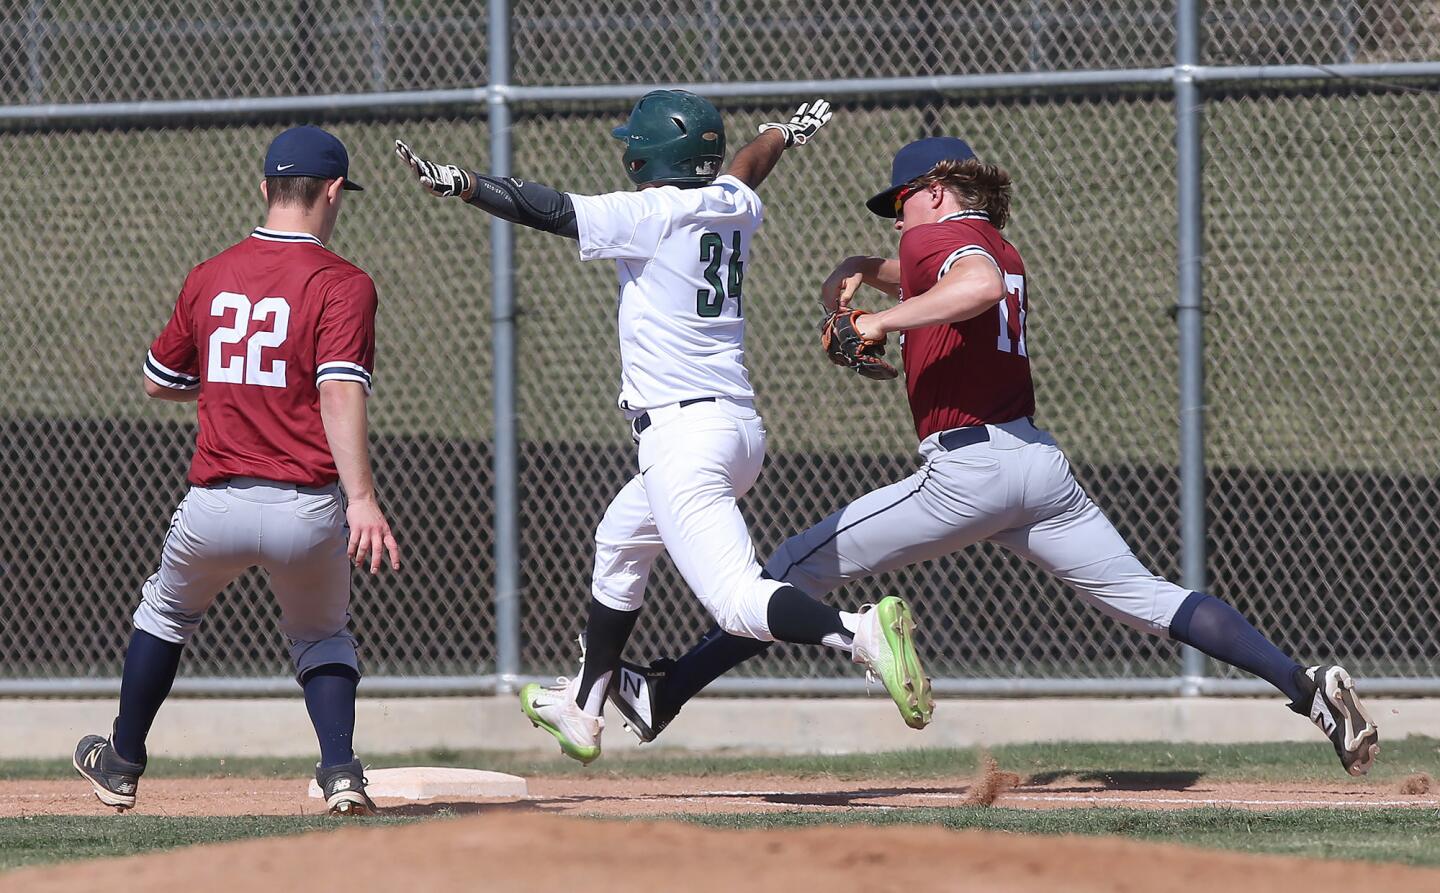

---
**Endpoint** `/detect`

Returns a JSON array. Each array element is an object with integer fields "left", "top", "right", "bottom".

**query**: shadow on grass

[{"left": 1024, "top": 770, "right": 1204, "bottom": 791}]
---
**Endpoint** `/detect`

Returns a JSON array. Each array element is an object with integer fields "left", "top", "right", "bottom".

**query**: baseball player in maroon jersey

[
  {"left": 73, "top": 126, "right": 400, "bottom": 815},
  {"left": 607, "top": 137, "right": 1381, "bottom": 777}
]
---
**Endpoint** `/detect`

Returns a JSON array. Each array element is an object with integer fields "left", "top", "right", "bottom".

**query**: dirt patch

[
  {"left": 962, "top": 751, "right": 1023, "bottom": 806},
  {"left": 6, "top": 771, "right": 1439, "bottom": 818},
  {"left": 1398, "top": 772, "right": 1433, "bottom": 795},
  {"left": 5, "top": 811, "right": 1440, "bottom": 893}
]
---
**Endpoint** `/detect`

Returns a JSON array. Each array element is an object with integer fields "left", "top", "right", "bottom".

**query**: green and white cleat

[
  {"left": 520, "top": 676, "right": 604, "bottom": 765},
  {"left": 853, "top": 596, "right": 934, "bottom": 729}
]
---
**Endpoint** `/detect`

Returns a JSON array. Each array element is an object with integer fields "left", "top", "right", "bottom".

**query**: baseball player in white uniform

[{"left": 396, "top": 93, "right": 933, "bottom": 763}]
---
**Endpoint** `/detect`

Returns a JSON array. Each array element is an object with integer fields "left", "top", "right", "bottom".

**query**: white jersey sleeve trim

[
  {"left": 144, "top": 350, "right": 200, "bottom": 390},
  {"left": 316, "top": 360, "right": 373, "bottom": 395},
  {"left": 938, "top": 245, "right": 1001, "bottom": 278}
]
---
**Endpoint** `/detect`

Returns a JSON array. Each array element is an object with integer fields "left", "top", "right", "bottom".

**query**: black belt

[
  {"left": 937, "top": 425, "right": 990, "bottom": 450},
  {"left": 632, "top": 397, "right": 715, "bottom": 436}
]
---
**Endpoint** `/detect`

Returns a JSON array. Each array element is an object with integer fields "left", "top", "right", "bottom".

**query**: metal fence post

[
  {"left": 24, "top": 0, "right": 45, "bottom": 104},
  {"left": 1175, "top": 0, "right": 1208, "bottom": 694},
  {"left": 488, "top": 0, "right": 521, "bottom": 691},
  {"left": 369, "top": 0, "right": 388, "bottom": 92}
]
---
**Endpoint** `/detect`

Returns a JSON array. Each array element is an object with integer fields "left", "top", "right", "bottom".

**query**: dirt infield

[
  {"left": 6, "top": 810, "right": 1440, "bottom": 893},
  {"left": 5, "top": 770, "right": 1437, "bottom": 817}
]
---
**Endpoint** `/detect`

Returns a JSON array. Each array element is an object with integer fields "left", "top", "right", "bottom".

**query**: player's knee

[
  {"left": 701, "top": 583, "right": 772, "bottom": 641},
  {"left": 591, "top": 580, "right": 644, "bottom": 613},
  {"left": 290, "top": 633, "right": 358, "bottom": 682},
  {"left": 133, "top": 596, "right": 204, "bottom": 644}
]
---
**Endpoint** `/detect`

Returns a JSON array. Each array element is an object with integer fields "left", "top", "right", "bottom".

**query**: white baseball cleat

[
  {"left": 1298, "top": 665, "right": 1380, "bottom": 776},
  {"left": 520, "top": 675, "right": 604, "bottom": 765}
]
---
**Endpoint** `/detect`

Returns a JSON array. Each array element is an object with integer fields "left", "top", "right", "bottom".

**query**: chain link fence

[{"left": 1, "top": 2, "right": 1437, "bottom": 691}]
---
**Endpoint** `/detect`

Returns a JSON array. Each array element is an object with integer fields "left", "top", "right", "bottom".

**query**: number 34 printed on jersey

[
  {"left": 697, "top": 231, "right": 743, "bottom": 318},
  {"left": 207, "top": 291, "right": 290, "bottom": 387}
]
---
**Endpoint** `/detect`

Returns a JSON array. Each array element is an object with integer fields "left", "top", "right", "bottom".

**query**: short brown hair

[
  {"left": 265, "top": 175, "right": 329, "bottom": 209},
  {"left": 911, "top": 158, "right": 1012, "bottom": 229}
]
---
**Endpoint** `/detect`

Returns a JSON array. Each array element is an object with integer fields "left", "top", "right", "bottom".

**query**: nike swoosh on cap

[{"left": 277, "top": 163, "right": 295, "bottom": 171}]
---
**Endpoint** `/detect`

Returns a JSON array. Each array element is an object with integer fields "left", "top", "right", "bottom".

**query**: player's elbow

[{"left": 318, "top": 379, "right": 368, "bottom": 418}]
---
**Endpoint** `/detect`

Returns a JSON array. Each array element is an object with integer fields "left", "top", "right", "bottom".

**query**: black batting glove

[{"left": 394, "top": 139, "right": 473, "bottom": 198}]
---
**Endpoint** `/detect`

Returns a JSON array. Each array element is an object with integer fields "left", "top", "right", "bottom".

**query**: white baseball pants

[
  {"left": 590, "top": 398, "right": 787, "bottom": 640},
  {"left": 764, "top": 418, "right": 1191, "bottom": 635},
  {"left": 132, "top": 477, "right": 359, "bottom": 679}
]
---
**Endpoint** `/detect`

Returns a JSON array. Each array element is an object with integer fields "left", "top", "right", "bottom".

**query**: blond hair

[{"left": 912, "top": 158, "right": 1012, "bottom": 229}]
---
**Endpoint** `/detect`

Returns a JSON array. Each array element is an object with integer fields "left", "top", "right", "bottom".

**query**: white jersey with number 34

[{"left": 569, "top": 174, "right": 763, "bottom": 413}]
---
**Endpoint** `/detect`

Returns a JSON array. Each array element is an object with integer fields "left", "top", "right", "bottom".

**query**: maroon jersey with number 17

[
  {"left": 143, "top": 227, "right": 377, "bottom": 488},
  {"left": 896, "top": 210, "right": 1034, "bottom": 441}
]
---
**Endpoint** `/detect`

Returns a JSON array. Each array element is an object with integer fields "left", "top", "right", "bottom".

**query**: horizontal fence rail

[{"left": 5, "top": 62, "right": 1440, "bottom": 126}]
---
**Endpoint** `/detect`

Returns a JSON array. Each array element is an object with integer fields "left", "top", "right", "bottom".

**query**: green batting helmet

[{"left": 612, "top": 90, "right": 725, "bottom": 188}]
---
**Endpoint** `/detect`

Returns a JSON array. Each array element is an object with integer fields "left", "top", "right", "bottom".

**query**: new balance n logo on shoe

[
  {"left": 331, "top": 778, "right": 352, "bottom": 792},
  {"left": 621, "top": 669, "right": 643, "bottom": 699}
]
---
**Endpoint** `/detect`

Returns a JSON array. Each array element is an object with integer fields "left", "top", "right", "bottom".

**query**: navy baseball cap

[
  {"left": 264, "top": 125, "right": 363, "bottom": 191},
  {"left": 865, "top": 136, "right": 977, "bottom": 217}
]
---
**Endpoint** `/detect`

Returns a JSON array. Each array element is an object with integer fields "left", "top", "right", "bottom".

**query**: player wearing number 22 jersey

[
  {"left": 148, "top": 224, "right": 376, "bottom": 486},
  {"left": 397, "top": 92, "right": 935, "bottom": 765},
  {"left": 74, "top": 126, "right": 399, "bottom": 817},
  {"left": 607, "top": 137, "right": 1381, "bottom": 780}
]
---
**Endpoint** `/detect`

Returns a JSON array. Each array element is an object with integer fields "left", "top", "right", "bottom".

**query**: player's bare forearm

[
  {"left": 320, "top": 381, "right": 378, "bottom": 501},
  {"left": 864, "top": 256, "right": 1004, "bottom": 338},
  {"left": 822, "top": 256, "right": 902, "bottom": 311},
  {"left": 142, "top": 376, "right": 199, "bottom": 402},
  {"left": 724, "top": 129, "right": 788, "bottom": 191},
  {"left": 320, "top": 380, "right": 400, "bottom": 573}
]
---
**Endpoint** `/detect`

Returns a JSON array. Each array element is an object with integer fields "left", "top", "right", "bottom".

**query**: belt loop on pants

[
  {"left": 632, "top": 397, "right": 716, "bottom": 437},
  {"left": 937, "top": 425, "right": 990, "bottom": 451}
]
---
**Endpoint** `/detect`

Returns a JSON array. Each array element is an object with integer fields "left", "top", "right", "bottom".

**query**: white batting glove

[
  {"left": 394, "top": 139, "right": 473, "bottom": 198},
  {"left": 758, "top": 99, "right": 833, "bottom": 148}
]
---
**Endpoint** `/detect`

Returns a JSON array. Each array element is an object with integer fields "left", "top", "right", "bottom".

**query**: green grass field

[{"left": 3, "top": 740, "right": 1438, "bottom": 873}]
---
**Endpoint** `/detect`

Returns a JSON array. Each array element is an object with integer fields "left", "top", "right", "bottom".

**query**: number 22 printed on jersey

[{"left": 207, "top": 291, "right": 291, "bottom": 387}]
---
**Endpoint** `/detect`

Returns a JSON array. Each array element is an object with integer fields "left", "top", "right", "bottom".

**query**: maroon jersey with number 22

[
  {"left": 143, "top": 227, "right": 377, "bottom": 488},
  {"left": 896, "top": 210, "right": 1034, "bottom": 441}
]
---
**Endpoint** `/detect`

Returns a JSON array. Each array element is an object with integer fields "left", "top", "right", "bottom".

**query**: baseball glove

[{"left": 821, "top": 309, "right": 899, "bottom": 381}]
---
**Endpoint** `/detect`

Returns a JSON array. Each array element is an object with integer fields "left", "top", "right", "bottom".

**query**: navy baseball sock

[
  {"left": 659, "top": 626, "right": 773, "bottom": 718},
  {"left": 1169, "top": 592, "right": 1307, "bottom": 704},
  {"left": 112, "top": 629, "right": 185, "bottom": 764},
  {"left": 302, "top": 664, "right": 360, "bottom": 768},
  {"left": 576, "top": 599, "right": 641, "bottom": 714},
  {"left": 766, "top": 586, "right": 849, "bottom": 645}
]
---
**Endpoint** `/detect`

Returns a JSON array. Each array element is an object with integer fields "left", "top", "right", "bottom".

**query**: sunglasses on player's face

[{"left": 893, "top": 183, "right": 924, "bottom": 217}]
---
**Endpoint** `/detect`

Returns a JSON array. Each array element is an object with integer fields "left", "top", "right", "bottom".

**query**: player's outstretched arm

[
  {"left": 725, "top": 99, "right": 833, "bottom": 191},
  {"left": 821, "top": 255, "right": 902, "bottom": 312},
  {"left": 394, "top": 140, "right": 578, "bottom": 238},
  {"left": 319, "top": 380, "right": 401, "bottom": 575}
]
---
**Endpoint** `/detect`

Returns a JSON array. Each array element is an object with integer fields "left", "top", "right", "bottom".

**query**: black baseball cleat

[
  {"left": 73, "top": 733, "right": 145, "bottom": 812},
  {"left": 1291, "top": 665, "right": 1380, "bottom": 776},
  {"left": 316, "top": 758, "right": 377, "bottom": 816},
  {"left": 607, "top": 658, "right": 679, "bottom": 744}
]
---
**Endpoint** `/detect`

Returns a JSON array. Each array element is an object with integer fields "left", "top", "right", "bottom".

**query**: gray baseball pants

[
  {"left": 764, "top": 418, "right": 1190, "bottom": 635},
  {"left": 132, "top": 477, "right": 359, "bottom": 679}
]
